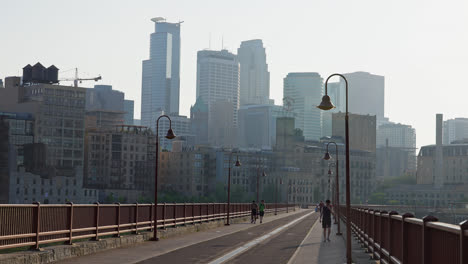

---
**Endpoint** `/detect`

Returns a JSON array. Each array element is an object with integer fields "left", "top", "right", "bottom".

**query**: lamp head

[
  {"left": 323, "top": 152, "right": 331, "bottom": 161},
  {"left": 317, "top": 95, "right": 335, "bottom": 111},
  {"left": 262, "top": 171, "right": 267, "bottom": 177},
  {"left": 328, "top": 169, "right": 332, "bottom": 175},
  {"left": 235, "top": 156, "right": 241, "bottom": 167},
  {"left": 165, "top": 128, "right": 176, "bottom": 139}
]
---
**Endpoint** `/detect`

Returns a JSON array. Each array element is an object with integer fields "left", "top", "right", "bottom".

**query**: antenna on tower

[
  {"left": 221, "top": 35, "right": 224, "bottom": 50},
  {"left": 209, "top": 32, "right": 211, "bottom": 49}
]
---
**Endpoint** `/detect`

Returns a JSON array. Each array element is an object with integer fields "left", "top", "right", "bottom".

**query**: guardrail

[
  {"left": 0, "top": 203, "right": 294, "bottom": 251},
  {"left": 339, "top": 206, "right": 468, "bottom": 264}
]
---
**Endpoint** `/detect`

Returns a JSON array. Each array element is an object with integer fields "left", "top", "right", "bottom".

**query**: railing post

[
  {"left": 94, "top": 202, "right": 100, "bottom": 241},
  {"left": 115, "top": 202, "right": 121, "bottom": 237},
  {"left": 401, "top": 212, "right": 414, "bottom": 263},
  {"left": 192, "top": 203, "right": 195, "bottom": 224},
  {"left": 67, "top": 202, "right": 74, "bottom": 245},
  {"left": 173, "top": 203, "right": 177, "bottom": 227},
  {"left": 422, "top": 215, "right": 438, "bottom": 264},
  {"left": 212, "top": 203, "right": 215, "bottom": 220},
  {"left": 150, "top": 203, "right": 154, "bottom": 231},
  {"left": 371, "top": 210, "right": 379, "bottom": 259},
  {"left": 378, "top": 210, "right": 387, "bottom": 260},
  {"left": 459, "top": 220, "right": 468, "bottom": 264},
  {"left": 200, "top": 203, "right": 202, "bottom": 222},
  {"left": 134, "top": 202, "right": 139, "bottom": 234},
  {"left": 32, "top": 202, "right": 41, "bottom": 250},
  {"left": 183, "top": 202, "right": 187, "bottom": 225},
  {"left": 162, "top": 202, "right": 166, "bottom": 229},
  {"left": 387, "top": 211, "right": 398, "bottom": 263}
]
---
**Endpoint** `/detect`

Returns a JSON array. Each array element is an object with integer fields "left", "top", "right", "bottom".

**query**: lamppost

[
  {"left": 256, "top": 157, "right": 266, "bottom": 206},
  {"left": 153, "top": 115, "right": 176, "bottom": 241},
  {"left": 324, "top": 141, "right": 342, "bottom": 235},
  {"left": 275, "top": 178, "right": 283, "bottom": 215},
  {"left": 226, "top": 152, "right": 241, "bottom": 226},
  {"left": 317, "top": 73, "right": 351, "bottom": 264}
]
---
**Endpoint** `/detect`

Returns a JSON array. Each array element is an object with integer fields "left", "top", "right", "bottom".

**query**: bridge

[{"left": 0, "top": 203, "right": 467, "bottom": 264}]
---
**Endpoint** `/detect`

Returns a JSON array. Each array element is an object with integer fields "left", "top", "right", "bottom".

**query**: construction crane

[{"left": 59, "top": 68, "right": 102, "bottom": 87}]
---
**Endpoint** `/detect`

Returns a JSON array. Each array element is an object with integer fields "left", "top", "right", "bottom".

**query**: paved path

[
  {"left": 56, "top": 209, "right": 308, "bottom": 264},
  {"left": 288, "top": 219, "right": 346, "bottom": 264},
  {"left": 56, "top": 209, "right": 360, "bottom": 264}
]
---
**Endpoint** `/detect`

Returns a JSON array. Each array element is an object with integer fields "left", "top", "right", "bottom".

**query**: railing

[
  {"left": 0, "top": 202, "right": 294, "bottom": 251},
  {"left": 339, "top": 205, "right": 468, "bottom": 264}
]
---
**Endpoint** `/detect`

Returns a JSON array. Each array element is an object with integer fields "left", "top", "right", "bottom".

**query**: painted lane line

[{"left": 208, "top": 211, "right": 314, "bottom": 264}]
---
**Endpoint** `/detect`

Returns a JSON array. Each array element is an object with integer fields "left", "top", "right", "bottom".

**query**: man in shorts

[
  {"left": 251, "top": 200, "right": 258, "bottom": 224},
  {"left": 259, "top": 200, "right": 265, "bottom": 223},
  {"left": 321, "top": 200, "right": 332, "bottom": 242}
]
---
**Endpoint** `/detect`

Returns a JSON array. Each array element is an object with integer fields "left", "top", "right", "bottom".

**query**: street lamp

[
  {"left": 275, "top": 178, "right": 283, "bottom": 215},
  {"left": 256, "top": 157, "right": 266, "bottom": 206},
  {"left": 226, "top": 152, "right": 241, "bottom": 226},
  {"left": 318, "top": 73, "right": 351, "bottom": 264},
  {"left": 153, "top": 115, "right": 176, "bottom": 241},
  {"left": 324, "top": 141, "right": 342, "bottom": 235}
]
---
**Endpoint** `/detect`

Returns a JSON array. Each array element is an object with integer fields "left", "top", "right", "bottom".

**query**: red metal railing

[
  {"left": 338, "top": 205, "right": 468, "bottom": 264},
  {"left": 0, "top": 202, "right": 294, "bottom": 251}
]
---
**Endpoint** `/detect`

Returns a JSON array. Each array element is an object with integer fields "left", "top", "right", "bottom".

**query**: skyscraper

[
  {"left": 237, "top": 39, "right": 270, "bottom": 106},
  {"left": 340, "top": 72, "right": 385, "bottom": 121},
  {"left": 283, "top": 73, "right": 323, "bottom": 141},
  {"left": 443, "top": 118, "right": 468, "bottom": 144},
  {"left": 196, "top": 50, "right": 240, "bottom": 146},
  {"left": 141, "top": 18, "right": 181, "bottom": 129}
]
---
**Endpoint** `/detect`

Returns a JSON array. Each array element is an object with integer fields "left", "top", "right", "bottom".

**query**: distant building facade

[
  {"left": 86, "top": 85, "right": 124, "bottom": 112},
  {"left": 332, "top": 113, "right": 376, "bottom": 153},
  {"left": 190, "top": 97, "right": 209, "bottom": 145},
  {"left": 196, "top": 50, "right": 240, "bottom": 147},
  {"left": 237, "top": 39, "right": 270, "bottom": 106},
  {"left": 141, "top": 18, "right": 181, "bottom": 130},
  {"left": 124, "top": 100, "right": 134, "bottom": 125},
  {"left": 340, "top": 72, "right": 385, "bottom": 121},
  {"left": 443, "top": 118, "right": 468, "bottom": 145},
  {"left": 238, "top": 104, "right": 294, "bottom": 149},
  {"left": 283, "top": 72, "right": 323, "bottom": 141}
]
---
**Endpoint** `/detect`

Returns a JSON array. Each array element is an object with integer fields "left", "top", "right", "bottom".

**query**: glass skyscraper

[
  {"left": 141, "top": 18, "right": 181, "bottom": 129},
  {"left": 283, "top": 72, "right": 323, "bottom": 141}
]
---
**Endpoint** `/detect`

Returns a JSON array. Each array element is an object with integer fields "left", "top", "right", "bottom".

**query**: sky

[{"left": 1, "top": 0, "right": 468, "bottom": 149}]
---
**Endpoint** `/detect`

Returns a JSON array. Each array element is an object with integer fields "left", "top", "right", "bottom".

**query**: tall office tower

[
  {"left": 124, "top": 100, "right": 134, "bottom": 125},
  {"left": 443, "top": 118, "right": 468, "bottom": 144},
  {"left": 321, "top": 82, "right": 342, "bottom": 137},
  {"left": 196, "top": 50, "right": 240, "bottom": 147},
  {"left": 237, "top": 39, "right": 270, "bottom": 106},
  {"left": 340, "top": 72, "right": 385, "bottom": 122},
  {"left": 141, "top": 17, "right": 181, "bottom": 130},
  {"left": 283, "top": 73, "right": 323, "bottom": 141},
  {"left": 190, "top": 97, "right": 209, "bottom": 145}
]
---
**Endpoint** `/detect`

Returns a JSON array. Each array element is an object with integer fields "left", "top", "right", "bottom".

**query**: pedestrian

[
  {"left": 321, "top": 199, "right": 332, "bottom": 242},
  {"left": 319, "top": 201, "right": 324, "bottom": 222},
  {"left": 259, "top": 200, "right": 265, "bottom": 223},
  {"left": 251, "top": 200, "right": 258, "bottom": 224}
]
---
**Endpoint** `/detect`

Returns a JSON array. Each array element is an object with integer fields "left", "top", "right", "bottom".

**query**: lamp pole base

[
  {"left": 151, "top": 237, "right": 159, "bottom": 241},
  {"left": 336, "top": 232, "right": 342, "bottom": 236}
]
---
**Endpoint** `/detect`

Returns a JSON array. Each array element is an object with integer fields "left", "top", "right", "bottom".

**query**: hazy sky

[{"left": 1, "top": 0, "right": 468, "bottom": 149}]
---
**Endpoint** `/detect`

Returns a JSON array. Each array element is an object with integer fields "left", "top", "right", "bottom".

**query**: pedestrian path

[
  {"left": 288, "top": 220, "right": 346, "bottom": 264},
  {"left": 56, "top": 209, "right": 306, "bottom": 264}
]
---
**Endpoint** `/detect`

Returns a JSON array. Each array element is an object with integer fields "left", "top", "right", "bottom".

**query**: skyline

[{"left": 1, "top": 0, "right": 468, "bottom": 149}]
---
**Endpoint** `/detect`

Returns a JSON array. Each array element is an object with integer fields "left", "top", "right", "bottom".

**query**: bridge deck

[{"left": 55, "top": 209, "right": 356, "bottom": 264}]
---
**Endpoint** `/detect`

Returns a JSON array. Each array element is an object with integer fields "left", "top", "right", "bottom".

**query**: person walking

[
  {"left": 259, "top": 200, "right": 265, "bottom": 223},
  {"left": 321, "top": 200, "right": 332, "bottom": 242},
  {"left": 251, "top": 200, "right": 258, "bottom": 224}
]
